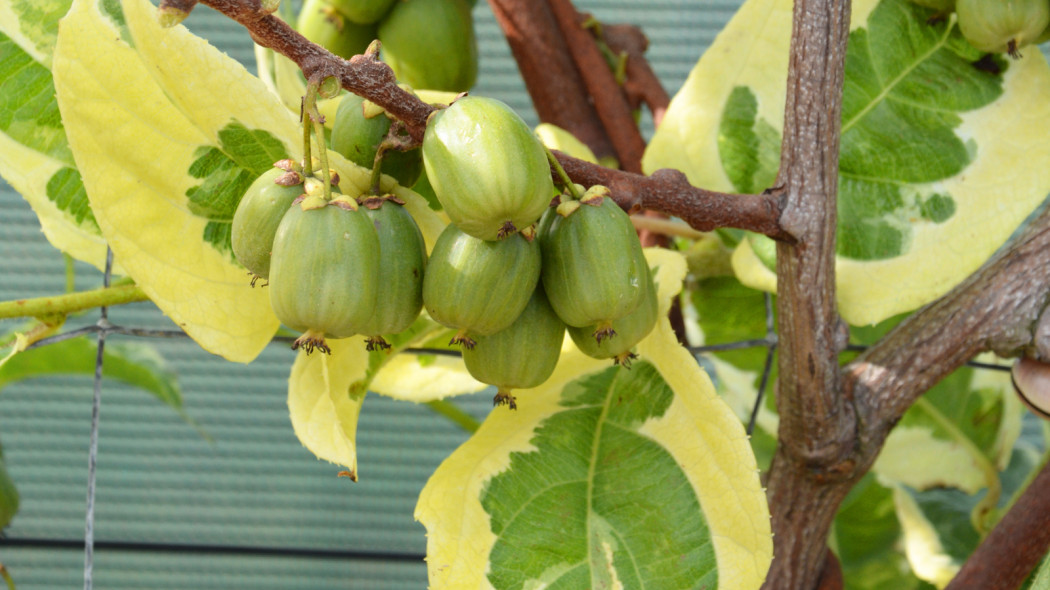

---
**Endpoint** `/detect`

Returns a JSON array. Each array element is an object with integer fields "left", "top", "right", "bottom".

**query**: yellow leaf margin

[
  {"left": 643, "top": 0, "right": 1050, "bottom": 325},
  {"left": 416, "top": 248, "right": 772, "bottom": 588}
]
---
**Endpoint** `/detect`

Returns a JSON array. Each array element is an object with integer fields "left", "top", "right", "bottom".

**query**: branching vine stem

[
  {"left": 196, "top": 0, "right": 791, "bottom": 239},
  {"left": 171, "top": 1, "right": 1050, "bottom": 587}
]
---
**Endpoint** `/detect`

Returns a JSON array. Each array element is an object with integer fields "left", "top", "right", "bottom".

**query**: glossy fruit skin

[
  {"left": 357, "top": 198, "right": 427, "bottom": 339},
  {"left": 331, "top": 93, "right": 422, "bottom": 187},
  {"left": 231, "top": 168, "right": 303, "bottom": 280},
  {"left": 422, "top": 96, "right": 555, "bottom": 240},
  {"left": 462, "top": 285, "right": 564, "bottom": 394},
  {"left": 377, "top": 0, "right": 477, "bottom": 91},
  {"left": 569, "top": 262, "right": 657, "bottom": 360},
  {"left": 422, "top": 224, "right": 541, "bottom": 337},
  {"left": 957, "top": 0, "right": 1049, "bottom": 55},
  {"left": 268, "top": 200, "right": 379, "bottom": 340},
  {"left": 541, "top": 196, "right": 647, "bottom": 328},
  {"left": 297, "top": 0, "right": 378, "bottom": 59}
]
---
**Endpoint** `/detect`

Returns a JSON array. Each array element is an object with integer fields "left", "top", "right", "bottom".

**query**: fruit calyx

[
  {"left": 292, "top": 329, "right": 333, "bottom": 355},
  {"left": 450, "top": 329, "right": 477, "bottom": 350},
  {"left": 493, "top": 389, "right": 517, "bottom": 410}
]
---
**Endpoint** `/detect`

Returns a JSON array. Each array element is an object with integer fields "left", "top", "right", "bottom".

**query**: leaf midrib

[
  {"left": 841, "top": 23, "right": 953, "bottom": 134},
  {"left": 584, "top": 368, "right": 644, "bottom": 589}
]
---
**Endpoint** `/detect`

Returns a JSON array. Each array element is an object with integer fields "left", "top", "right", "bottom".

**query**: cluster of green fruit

[
  {"left": 296, "top": 0, "right": 477, "bottom": 92},
  {"left": 232, "top": 94, "right": 657, "bottom": 408},
  {"left": 910, "top": 0, "right": 1050, "bottom": 57},
  {"left": 231, "top": 160, "right": 428, "bottom": 355},
  {"left": 421, "top": 96, "right": 659, "bottom": 408}
]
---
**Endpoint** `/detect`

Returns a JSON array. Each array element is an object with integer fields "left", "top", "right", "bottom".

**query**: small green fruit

[
  {"left": 231, "top": 167, "right": 303, "bottom": 283},
  {"left": 462, "top": 286, "right": 565, "bottom": 410},
  {"left": 422, "top": 224, "right": 541, "bottom": 347},
  {"left": 268, "top": 196, "right": 380, "bottom": 353},
  {"left": 377, "top": 0, "right": 477, "bottom": 91},
  {"left": 297, "top": 0, "right": 378, "bottom": 59},
  {"left": 331, "top": 93, "right": 422, "bottom": 187},
  {"left": 422, "top": 96, "right": 554, "bottom": 240},
  {"left": 357, "top": 195, "right": 427, "bottom": 350},
  {"left": 541, "top": 191, "right": 647, "bottom": 337},
  {"left": 569, "top": 262, "right": 657, "bottom": 365},
  {"left": 956, "top": 0, "right": 1049, "bottom": 57}
]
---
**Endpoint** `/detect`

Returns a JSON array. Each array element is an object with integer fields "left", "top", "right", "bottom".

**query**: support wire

[{"left": 83, "top": 248, "right": 113, "bottom": 590}]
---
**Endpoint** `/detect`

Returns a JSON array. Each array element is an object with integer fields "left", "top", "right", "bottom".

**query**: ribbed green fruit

[
  {"left": 462, "top": 286, "right": 565, "bottom": 410},
  {"left": 957, "top": 0, "right": 1049, "bottom": 56},
  {"left": 422, "top": 96, "right": 554, "bottom": 240},
  {"left": 541, "top": 193, "right": 647, "bottom": 337},
  {"left": 377, "top": 0, "right": 477, "bottom": 92},
  {"left": 569, "top": 262, "right": 657, "bottom": 365},
  {"left": 232, "top": 167, "right": 303, "bottom": 282},
  {"left": 409, "top": 167, "right": 442, "bottom": 211},
  {"left": 328, "top": 0, "right": 397, "bottom": 24},
  {"left": 357, "top": 196, "right": 427, "bottom": 349},
  {"left": 269, "top": 197, "right": 380, "bottom": 353},
  {"left": 422, "top": 224, "right": 541, "bottom": 346},
  {"left": 297, "top": 0, "right": 377, "bottom": 59},
  {"left": 331, "top": 93, "right": 422, "bottom": 187}
]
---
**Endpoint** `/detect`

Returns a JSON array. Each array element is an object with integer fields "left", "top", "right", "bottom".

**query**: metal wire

[
  {"left": 747, "top": 293, "right": 777, "bottom": 436},
  {"left": 83, "top": 248, "right": 113, "bottom": 590}
]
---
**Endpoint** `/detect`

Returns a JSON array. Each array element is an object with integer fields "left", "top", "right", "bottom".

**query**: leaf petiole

[{"left": 0, "top": 285, "right": 149, "bottom": 321}]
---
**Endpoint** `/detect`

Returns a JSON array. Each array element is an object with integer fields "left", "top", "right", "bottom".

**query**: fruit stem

[
  {"left": 301, "top": 94, "right": 313, "bottom": 179},
  {"left": 369, "top": 141, "right": 388, "bottom": 196},
  {"left": 304, "top": 76, "right": 333, "bottom": 200},
  {"left": 544, "top": 144, "right": 582, "bottom": 200},
  {"left": 0, "top": 284, "right": 149, "bottom": 321}
]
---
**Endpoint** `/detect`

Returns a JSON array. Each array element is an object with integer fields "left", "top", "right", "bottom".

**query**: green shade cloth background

[{"left": 0, "top": 1, "right": 730, "bottom": 587}]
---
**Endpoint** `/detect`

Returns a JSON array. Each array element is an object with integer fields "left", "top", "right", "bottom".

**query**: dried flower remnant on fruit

[
  {"left": 292, "top": 330, "right": 333, "bottom": 355},
  {"left": 493, "top": 390, "right": 518, "bottom": 410}
]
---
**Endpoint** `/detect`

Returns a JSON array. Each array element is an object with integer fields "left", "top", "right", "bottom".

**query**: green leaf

[
  {"left": 833, "top": 475, "right": 933, "bottom": 590},
  {"left": 6, "top": 0, "right": 73, "bottom": 59},
  {"left": 874, "top": 362, "right": 1020, "bottom": 497},
  {"left": 482, "top": 364, "right": 715, "bottom": 589},
  {"left": 894, "top": 485, "right": 980, "bottom": 587},
  {"left": 0, "top": 32, "right": 72, "bottom": 163},
  {"left": 718, "top": 86, "right": 781, "bottom": 195},
  {"left": 417, "top": 250, "right": 772, "bottom": 588},
  {"left": 184, "top": 121, "right": 288, "bottom": 256},
  {"left": 0, "top": 3, "right": 110, "bottom": 271},
  {"left": 0, "top": 337, "right": 182, "bottom": 411},
  {"left": 45, "top": 166, "right": 97, "bottom": 228},
  {"left": 645, "top": 0, "right": 1050, "bottom": 325}
]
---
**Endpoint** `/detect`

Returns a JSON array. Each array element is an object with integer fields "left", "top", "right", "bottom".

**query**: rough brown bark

[
  {"left": 486, "top": 0, "right": 615, "bottom": 160},
  {"left": 761, "top": 0, "right": 853, "bottom": 586},
  {"left": 555, "top": 153, "right": 790, "bottom": 239},
  {"left": 849, "top": 203, "right": 1050, "bottom": 449},
  {"left": 546, "top": 0, "right": 647, "bottom": 172}
]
